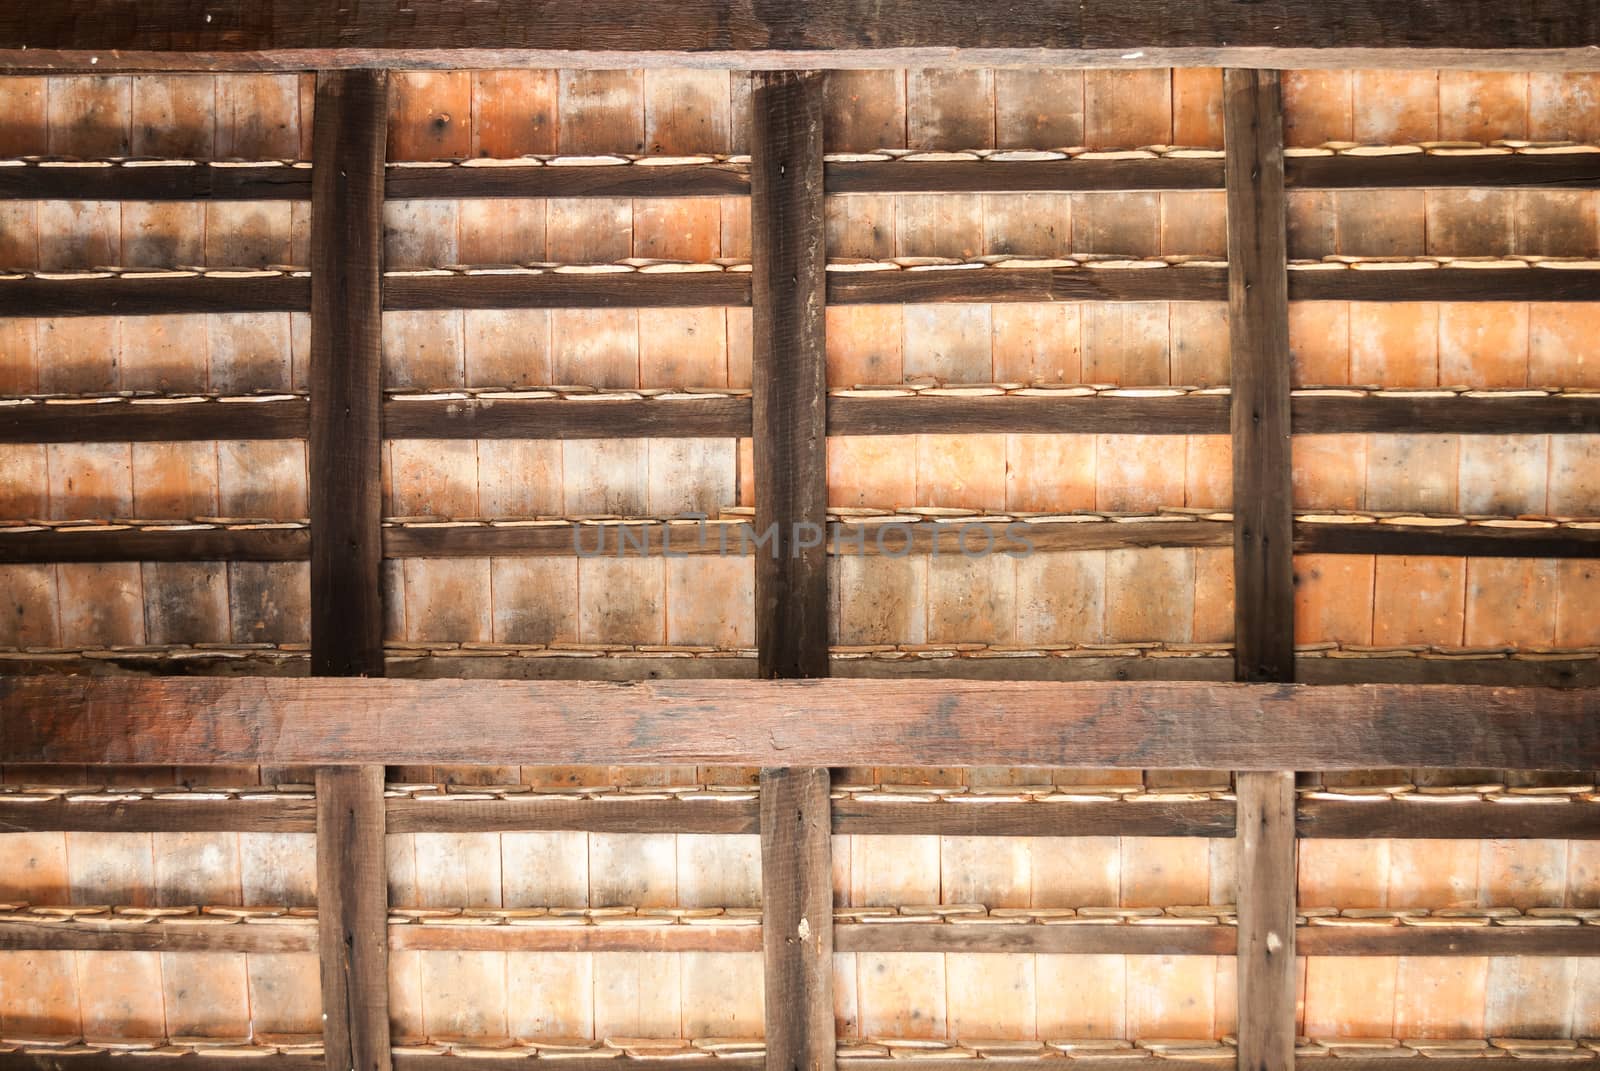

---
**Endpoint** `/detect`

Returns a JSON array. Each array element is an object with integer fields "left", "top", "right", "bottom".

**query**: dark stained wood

[
  {"left": 1287, "top": 152, "right": 1600, "bottom": 190},
  {"left": 760, "top": 767, "right": 835, "bottom": 1071},
  {"left": 0, "top": 526, "right": 309, "bottom": 564},
  {"left": 1296, "top": 656, "right": 1600, "bottom": 688},
  {"left": 0, "top": 795, "right": 315, "bottom": 833},
  {"left": 1295, "top": 523, "right": 1600, "bottom": 559},
  {"left": 1297, "top": 924, "right": 1600, "bottom": 956},
  {"left": 1237, "top": 771, "right": 1297, "bottom": 1071},
  {"left": 0, "top": 1057, "right": 324, "bottom": 1071},
  {"left": 387, "top": 162, "right": 749, "bottom": 199},
  {"left": 4, "top": 1, "right": 1600, "bottom": 69},
  {"left": 383, "top": 396, "right": 751, "bottom": 439},
  {"left": 1299, "top": 798, "right": 1600, "bottom": 839},
  {"left": 1290, "top": 268, "right": 1600, "bottom": 302},
  {"left": 390, "top": 920, "right": 764, "bottom": 953},
  {"left": 0, "top": 917, "right": 315, "bottom": 953},
  {"left": 382, "top": 518, "right": 1234, "bottom": 558},
  {"left": 833, "top": 921, "right": 1236, "bottom": 955},
  {"left": 0, "top": 276, "right": 309, "bottom": 318},
  {"left": 386, "top": 796, "right": 760, "bottom": 834},
  {"left": 1226, "top": 68, "right": 1294, "bottom": 685},
  {"left": 2, "top": 1058, "right": 1583, "bottom": 1071},
  {"left": 1293, "top": 394, "right": 1600, "bottom": 434},
  {"left": 316, "top": 766, "right": 391, "bottom": 1071},
  {"left": 831, "top": 799, "right": 1236, "bottom": 836},
  {"left": 3, "top": 677, "right": 1596, "bottom": 770},
  {"left": 310, "top": 69, "right": 387, "bottom": 679},
  {"left": 0, "top": 398, "right": 308, "bottom": 443},
  {"left": 385, "top": 273, "right": 750, "bottom": 310},
  {"left": 828, "top": 266, "right": 1226, "bottom": 305},
  {"left": 829, "top": 394, "right": 1229, "bottom": 435},
  {"left": 826, "top": 157, "right": 1224, "bottom": 194},
  {"left": 751, "top": 71, "right": 828, "bottom": 682},
  {"left": 0, "top": 163, "right": 312, "bottom": 200}
]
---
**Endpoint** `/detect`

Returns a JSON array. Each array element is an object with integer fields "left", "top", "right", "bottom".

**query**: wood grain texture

[
  {"left": 388, "top": 923, "right": 763, "bottom": 953},
  {"left": 1294, "top": 394, "right": 1600, "bottom": 434},
  {"left": 1226, "top": 69, "right": 1293, "bottom": 684},
  {"left": 761, "top": 767, "right": 834, "bottom": 1071},
  {"left": 384, "top": 273, "right": 750, "bottom": 310},
  {"left": 1298, "top": 798, "right": 1600, "bottom": 839},
  {"left": 829, "top": 395, "right": 1229, "bottom": 435},
  {"left": 0, "top": 399, "right": 307, "bottom": 444},
  {"left": 1291, "top": 268, "right": 1600, "bottom": 301},
  {"left": 386, "top": 796, "right": 759, "bottom": 834},
  {"left": 0, "top": 527, "right": 309, "bottom": 564},
  {"left": 0, "top": 917, "right": 316, "bottom": 952},
  {"left": 1295, "top": 523, "right": 1600, "bottom": 559},
  {"left": 834, "top": 922, "right": 1236, "bottom": 955},
  {"left": 2, "top": 677, "right": 1596, "bottom": 770},
  {"left": 386, "top": 163, "right": 748, "bottom": 199},
  {"left": 0, "top": 796, "right": 314, "bottom": 833},
  {"left": 310, "top": 70, "right": 386, "bottom": 677},
  {"left": 316, "top": 766, "right": 390, "bottom": 1071},
  {"left": 0, "top": 164, "right": 311, "bottom": 201},
  {"left": 830, "top": 799, "right": 1236, "bottom": 836},
  {"left": 383, "top": 396, "right": 750, "bottom": 439},
  {"left": 1237, "top": 771, "right": 1297, "bottom": 1071},
  {"left": 751, "top": 71, "right": 828, "bottom": 680},
  {"left": 0, "top": 276, "right": 308, "bottom": 317},
  {"left": 6, "top": 2, "right": 1600, "bottom": 68},
  {"left": 828, "top": 267, "right": 1226, "bottom": 305}
]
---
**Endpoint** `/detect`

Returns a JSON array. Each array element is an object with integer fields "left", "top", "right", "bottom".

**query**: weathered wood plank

[
  {"left": 309, "top": 69, "right": 386, "bottom": 678},
  {"left": 751, "top": 71, "right": 827, "bottom": 681},
  {"left": 0, "top": 163, "right": 311, "bottom": 200},
  {"left": 1226, "top": 69, "right": 1293, "bottom": 684},
  {"left": 1294, "top": 394, "right": 1600, "bottom": 434},
  {"left": 0, "top": 399, "right": 308, "bottom": 444},
  {"left": 386, "top": 163, "right": 748, "bottom": 199},
  {"left": 386, "top": 796, "right": 759, "bottom": 834},
  {"left": 0, "top": 276, "right": 308, "bottom": 317},
  {"left": 829, "top": 394, "right": 1229, "bottom": 435},
  {"left": 316, "top": 766, "right": 391, "bottom": 1071},
  {"left": 830, "top": 799, "right": 1236, "bottom": 836},
  {"left": 1298, "top": 798, "right": 1600, "bottom": 839},
  {"left": 5, "top": 1, "right": 1600, "bottom": 69},
  {"left": 0, "top": 527, "right": 309, "bottom": 564},
  {"left": 1295, "top": 523, "right": 1600, "bottom": 559},
  {"left": 828, "top": 267, "right": 1226, "bottom": 305},
  {"left": 833, "top": 922, "right": 1236, "bottom": 955},
  {"left": 0, "top": 917, "right": 315, "bottom": 952},
  {"left": 384, "top": 272, "right": 751, "bottom": 310},
  {"left": 0, "top": 795, "right": 314, "bottom": 833},
  {"left": 388, "top": 923, "right": 763, "bottom": 953},
  {"left": 1291, "top": 268, "right": 1600, "bottom": 301},
  {"left": 761, "top": 767, "right": 834, "bottom": 1071},
  {"left": 383, "top": 396, "right": 751, "bottom": 439},
  {"left": 2, "top": 678, "right": 1596, "bottom": 770},
  {"left": 1237, "top": 771, "right": 1297, "bottom": 1071}
]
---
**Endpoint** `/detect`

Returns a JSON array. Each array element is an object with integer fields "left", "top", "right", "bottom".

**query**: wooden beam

[
  {"left": 834, "top": 922, "right": 1235, "bottom": 955},
  {"left": 0, "top": 276, "right": 308, "bottom": 317},
  {"left": 0, "top": 526, "right": 309, "bottom": 564},
  {"left": 383, "top": 273, "right": 750, "bottom": 311},
  {"left": 752, "top": 71, "right": 828, "bottom": 681},
  {"left": 0, "top": 917, "right": 315, "bottom": 953},
  {"left": 1290, "top": 268, "right": 1600, "bottom": 301},
  {"left": 0, "top": 795, "right": 314, "bottom": 833},
  {"left": 316, "top": 766, "right": 391, "bottom": 1071},
  {"left": 310, "top": 70, "right": 387, "bottom": 678},
  {"left": 1285, "top": 152, "right": 1600, "bottom": 190},
  {"left": 390, "top": 921, "right": 763, "bottom": 953},
  {"left": 1226, "top": 69, "right": 1294, "bottom": 684},
  {"left": 1293, "top": 394, "right": 1600, "bottom": 435},
  {"left": 1237, "top": 772, "right": 1298, "bottom": 1071},
  {"left": 827, "top": 394, "right": 1229, "bottom": 435},
  {"left": 0, "top": 397, "right": 308, "bottom": 444},
  {"left": 3, "top": 678, "right": 1595, "bottom": 770},
  {"left": 831, "top": 799, "right": 1236, "bottom": 837},
  {"left": 826, "top": 157, "right": 1223, "bottom": 194},
  {"left": 760, "top": 768, "right": 835, "bottom": 1071},
  {"left": 386, "top": 162, "right": 748, "bottom": 199},
  {"left": 1295, "top": 522, "right": 1600, "bottom": 559},
  {"left": 381, "top": 518, "right": 1232, "bottom": 559},
  {"left": 0, "top": 163, "right": 311, "bottom": 200},
  {"left": 827, "top": 266, "right": 1225, "bottom": 305},
  {"left": 1297, "top": 924, "right": 1600, "bottom": 956},
  {"left": 383, "top": 396, "right": 751, "bottom": 440},
  {"left": 3, "top": 1, "right": 1599, "bottom": 70},
  {"left": 386, "top": 796, "right": 760, "bottom": 834},
  {"left": 1298, "top": 798, "right": 1600, "bottom": 839}
]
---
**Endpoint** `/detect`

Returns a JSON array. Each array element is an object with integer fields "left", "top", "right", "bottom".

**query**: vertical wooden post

[
  {"left": 760, "top": 767, "right": 835, "bottom": 1071},
  {"left": 1236, "top": 770, "right": 1297, "bottom": 1071},
  {"left": 1226, "top": 68, "right": 1298, "bottom": 1071},
  {"left": 310, "top": 69, "right": 391, "bottom": 1071},
  {"left": 317, "top": 766, "right": 391, "bottom": 1071},
  {"left": 751, "top": 69, "right": 828, "bottom": 681},
  {"left": 310, "top": 68, "right": 388, "bottom": 678},
  {"left": 1225, "top": 68, "right": 1294, "bottom": 685}
]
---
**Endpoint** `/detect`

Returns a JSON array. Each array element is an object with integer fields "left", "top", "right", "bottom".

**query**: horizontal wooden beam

[
  {"left": 1297, "top": 798, "right": 1600, "bottom": 839},
  {"left": 383, "top": 396, "right": 751, "bottom": 439},
  {"left": 830, "top": 799, "right": 1236, "bottom": 836},
  {"left": 0, "top": 526, "right": 309, "bottom": 564},
  {"left": 834, "top": 921, "right": 1234, "bottom": 955},
  {"left": 1295, "top": 522, "right": 1600, "bottom": 559},
  {"left": 827, "top": 266, "right": 1225, "bottom": 304},
  {"left": 2, "top": 677, "right": 1593, "bottom": 770},
  {"left": 0, "top": 163, "right": 311, "bottom": 200},
  {"left": 0, "top": 398, "right": 307, "bottom": 443},
  {"left": 1293, "top": 394, "right": 1600, "bottom": 434},
  {"left": 0, "top": 917, "right": 315, "bottom": 953},
  {"left": 389, "top": 921, "right": 762, "bottom": 953},
  {"left": 1296, "top": 924, "right": 1600, "bottom": 956},
  {"left": 828, "top": 394, "right": 1229, "bottom": 435},
  {"left": 0, "top": 795, "right": 314, "bottom": 833},
  {"left": 1290, "top": 267, "right": 1600, "bottom": 301},
  {"left": 383, "top": 518, "right": 1232, "bottom": 559},
  {"left": 826, "top": 158, "right": 1223, "bottom": 194},
  {"left": 2, "top": 0, "right": 1598, "bottom": 70},
  {"left": 383, "top": 273, "right": 750, "bottom": 310},
  {"left": 386, "top": 163, "right": 748, "bottom": 199},
  {"left": 0, "top": 276, "right": 309, "bottom": 317},
  {"left": 385, "top": 796, "right": 759, "bottom": 834},
  {"left": 1286, "top": 152, "right": 1600, "bottom": 189}
]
